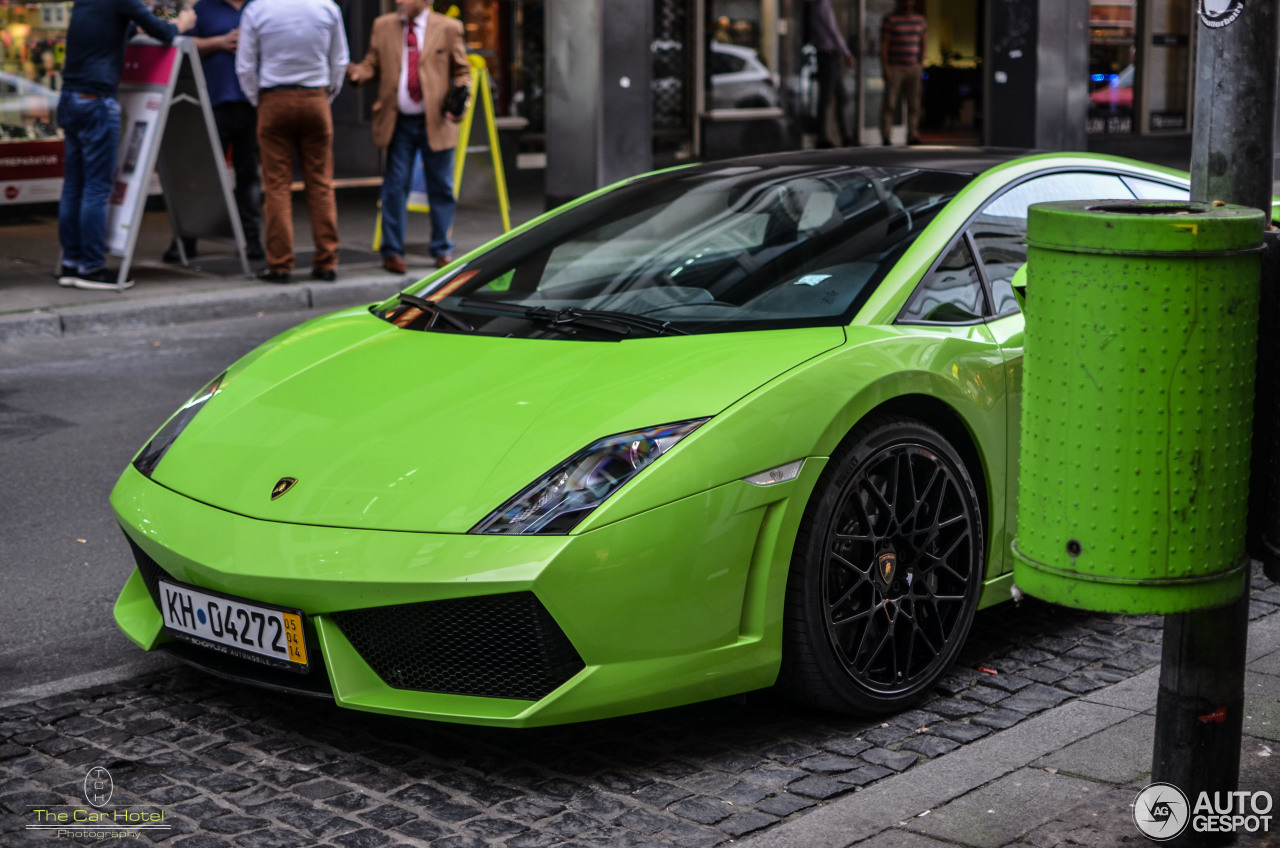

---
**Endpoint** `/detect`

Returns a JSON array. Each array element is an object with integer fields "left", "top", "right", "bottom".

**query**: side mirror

[{"left": 1012, "top": 264, "right": 1027, "bottom": 311}]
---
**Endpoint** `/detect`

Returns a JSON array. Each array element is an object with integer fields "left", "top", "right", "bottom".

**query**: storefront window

[
  {"left": 706, "top": 0, "right": 779, "bottom": 113},
  {"left": 1143, "top": 0, "right": 1190, "bottom": 132},
  {"left": 1, "top": 1, "right": 67, "bottom": 142},
  {"left": 508, "top": 0, "right": 543, "bottom": 132},
  {"left": 460, "top": 0, "right": 508, "bottom": 111},
  {"left": 1087, "top": 0, "right": 1136, "bottom": 134}
]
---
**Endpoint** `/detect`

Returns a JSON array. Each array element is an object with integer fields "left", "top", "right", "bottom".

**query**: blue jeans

[
  {"left": 58, "top": 92, "right": 121, "bottom": 273},
  {"left": 381, "top": 112, "right": 456, "bottom": 259}
]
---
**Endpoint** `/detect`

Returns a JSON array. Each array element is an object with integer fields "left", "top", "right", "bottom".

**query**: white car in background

[
  {"left": 652, "top": 40, "right": 780, "bottom": 113},
  {"left": 708, "top": 42, "right": 779, "bottom": 109},
  {"left": 0, "top": 71, "right": 60, "bottom": 139}
]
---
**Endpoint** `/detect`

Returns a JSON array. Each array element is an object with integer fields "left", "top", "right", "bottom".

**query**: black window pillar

[{"left": 986, "top": 0, "right": 1089, "bottom": 149}]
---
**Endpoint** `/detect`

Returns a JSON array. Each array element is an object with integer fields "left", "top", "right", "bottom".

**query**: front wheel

[{"left": 780, "top": 416, "right": 985, "bottom": 715}]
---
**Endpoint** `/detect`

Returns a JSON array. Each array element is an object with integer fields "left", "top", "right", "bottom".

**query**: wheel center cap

[{"left": 875, "top": 550, "right": 898, "bottom": 590}]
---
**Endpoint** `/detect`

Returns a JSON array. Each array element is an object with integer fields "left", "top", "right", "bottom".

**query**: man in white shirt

[
  {"left": 236, "top": 0, "right": 348, "bottom": 283},
  {"left": 347, "top": 0, "right": 469, "bottom": 274}
]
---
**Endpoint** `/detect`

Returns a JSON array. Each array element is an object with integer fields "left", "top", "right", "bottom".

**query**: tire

[{"left": 780, "top": 415, "right": 985, "bottom": 715}]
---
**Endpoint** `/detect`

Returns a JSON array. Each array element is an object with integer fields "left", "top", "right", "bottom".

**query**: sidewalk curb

[
  {"left": 735, "top": 684, "right": 1149, "bottom": 848},
  {"left": 737, "top": 606, "right": 1280, "bottom": 848},
  {"left": 0, "top": 273, "right": 413, "bottom": 344}
]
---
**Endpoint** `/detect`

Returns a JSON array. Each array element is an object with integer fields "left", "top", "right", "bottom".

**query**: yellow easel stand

[{"left": 373, "top": 54, "right": 512, "bottom": 253}]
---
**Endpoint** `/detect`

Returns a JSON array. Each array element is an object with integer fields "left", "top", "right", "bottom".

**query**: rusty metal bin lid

[{"left": 1026, "top": 199, "right": 1264, "bottom": 256}]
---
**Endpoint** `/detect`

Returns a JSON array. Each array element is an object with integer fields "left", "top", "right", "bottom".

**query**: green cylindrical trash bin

[{"left": 1012, "top": 199, "right": 1264, "bottom": 614}]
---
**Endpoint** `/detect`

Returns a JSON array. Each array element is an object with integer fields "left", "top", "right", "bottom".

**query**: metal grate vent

[
  {"left": 332, "top": 593, "right": 585, "bottom": 701},
  {"left": 653, "top": 0, "right": 690, "bottom": 131}
]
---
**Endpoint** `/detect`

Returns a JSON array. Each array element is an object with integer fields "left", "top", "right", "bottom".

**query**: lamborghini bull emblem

[
  {"left": 877, "top": 551, "right": 898, "bottom": 586},
  {"left": 271, "top": 477, "right": 298, "bottom": 500}
]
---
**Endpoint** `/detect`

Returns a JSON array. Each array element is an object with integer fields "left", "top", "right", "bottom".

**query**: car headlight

[
  {"left": 132, "top": 372, "right": 225, "bottom": 478},
  {"left": 472, "top": 419, "right": 708, "bottom": 535}
]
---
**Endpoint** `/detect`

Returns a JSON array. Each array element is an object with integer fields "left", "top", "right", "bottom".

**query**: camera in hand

[{"left": 443, "top": 83, "right": 468, "bottom": 118}]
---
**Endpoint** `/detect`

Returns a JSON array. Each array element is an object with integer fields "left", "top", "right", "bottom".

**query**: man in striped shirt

[{"left": 879, "top": 0, "right": 926, "bottom": 145}]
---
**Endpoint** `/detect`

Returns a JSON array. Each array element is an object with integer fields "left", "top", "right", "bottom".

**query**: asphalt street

[{"left": 0, "top": 310, "right": 313, "bottom": 698}]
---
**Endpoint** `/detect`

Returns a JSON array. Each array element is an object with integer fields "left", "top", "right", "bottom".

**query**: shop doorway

[{"left": 862, "top": 0, "right": 984, "bottom": 146}]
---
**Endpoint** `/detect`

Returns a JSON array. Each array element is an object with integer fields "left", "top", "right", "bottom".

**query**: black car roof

[{"left": 686, "top": 146, "right": 1039, "bottom": 178}]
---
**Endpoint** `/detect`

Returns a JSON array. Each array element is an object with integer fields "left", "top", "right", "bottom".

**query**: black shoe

[
  {"left": 245, "top": 239, "right": 265, "bottom": 261},
  {"left": 882, "top": 138, "right": 893, "bottom": 147},
  {"left": 57, "top": 264, "right": 78, "bottom": 287},
  {"left": 163, "top": 238, "right": 197, "bottom": 264},
  {"left": 257, "top": 268, "right": 291, "bottom": 284},
  {"left": 73, "top": 268, "right": 134, "bottom": 291},
  {"left": 310, "top": 268, "right": 337, "bottom": 282},
  {"left": 907, "top": 136, "right": 923, "bottom": 146}
]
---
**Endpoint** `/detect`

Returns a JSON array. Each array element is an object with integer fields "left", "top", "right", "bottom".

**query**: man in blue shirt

[
  {"left": 57, "top": 0, "right": 194, "bottom": 290},
  {"left": 164, "top": 0, "right": 264, "bottom": 265}
]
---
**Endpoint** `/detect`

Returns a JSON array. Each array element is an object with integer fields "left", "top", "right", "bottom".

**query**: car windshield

[{"left": 380, "top": 162, "right": 972, "bottom": 339}]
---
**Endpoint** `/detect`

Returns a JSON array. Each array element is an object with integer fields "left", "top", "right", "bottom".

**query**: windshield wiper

[
  {"left": 395, "top": 293, "right": 475, "bottom": 333},
  {"left": 457, "top": 298, "right": 688, "bottom": 336}
]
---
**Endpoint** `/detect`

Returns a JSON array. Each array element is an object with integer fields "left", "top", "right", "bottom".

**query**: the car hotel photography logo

[
  {"left": 22, "top": 766, "right": 170, "bottom": 840},
  {"left": 1135, "top": 782, "right": 1274, "bottom": 841}
]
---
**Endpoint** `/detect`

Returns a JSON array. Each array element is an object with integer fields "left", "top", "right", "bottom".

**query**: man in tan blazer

[{"left": 348, "top": 0, "right": 470, "bottom": 272}]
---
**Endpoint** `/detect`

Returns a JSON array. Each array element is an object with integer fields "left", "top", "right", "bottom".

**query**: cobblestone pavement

[{"left": 3, "top": 568, "right": 1278, "bottom": 848}]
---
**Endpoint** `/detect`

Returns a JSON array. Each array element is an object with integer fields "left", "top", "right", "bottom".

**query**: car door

[
  {"left": 965, "top": 170, "right": 1179, "bottom": 575},
  {"left": 898, "top": 170, "right": 1181, "bottom": 578}
]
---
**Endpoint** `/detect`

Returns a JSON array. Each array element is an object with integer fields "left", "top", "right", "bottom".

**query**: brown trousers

[
  {"left": 257, "top": 89, "right": 338, "bottom": 273},
  {"left": 881, "top": 63, "right": 923, "bottom": 143}
]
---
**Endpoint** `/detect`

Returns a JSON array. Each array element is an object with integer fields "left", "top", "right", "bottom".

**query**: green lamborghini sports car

[{"left": 112, "top": 148, "right": 1192, "bottom": 726}]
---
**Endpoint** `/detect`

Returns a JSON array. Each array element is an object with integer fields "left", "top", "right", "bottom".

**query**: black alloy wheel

[{"left": 780, "top": 415, "right": 984, "bottom": 715}]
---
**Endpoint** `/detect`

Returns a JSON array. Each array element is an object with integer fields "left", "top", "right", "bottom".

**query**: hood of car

[{"left": 150, "top": 311, "right": 843, "bottom": 533}]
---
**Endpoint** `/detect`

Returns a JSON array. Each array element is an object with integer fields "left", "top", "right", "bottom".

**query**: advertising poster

[
  {"left": 104, "top": 43, "right": 176, "bottom": 255},
  {"left": 0, "top": 139, "right": 65, "bottom": 205},
  {"left": 104, "top": 91, "right": 164, "bottom": 254}
]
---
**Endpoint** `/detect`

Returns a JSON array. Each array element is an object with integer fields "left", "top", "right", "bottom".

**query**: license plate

[{"left": 158, "top": 580, "right": 308, "bottom": 669}]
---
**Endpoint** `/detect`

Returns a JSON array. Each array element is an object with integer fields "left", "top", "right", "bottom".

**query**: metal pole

[
  {"left": 1189, "top": 0, "right": 1278, "bottom": 216},
  {"left": 1254, "top": 230, "right": 1280, "bottom": 584},
  {"left": 1154, "top": 2, "right": 1278, "bottom": 843}
]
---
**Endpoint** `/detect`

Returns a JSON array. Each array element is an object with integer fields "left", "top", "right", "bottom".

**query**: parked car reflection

[
  {"left": 0, "top": 71, "right": 61, "bottom": 140},
  {"left": 652, "top": 40, "right": 780, "bottom": 112},
  {"left": 709, "top": 42, "right": 778, "bottom": 109}
]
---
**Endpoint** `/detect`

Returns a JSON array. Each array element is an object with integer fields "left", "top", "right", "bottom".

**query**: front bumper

[{"left": 111, "top": 462, "right": 821, "bottom": 726}]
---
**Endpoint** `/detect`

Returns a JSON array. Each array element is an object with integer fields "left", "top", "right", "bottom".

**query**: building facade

[{"left": 0, "top": 0, "right": 1250, "bottom": 204}]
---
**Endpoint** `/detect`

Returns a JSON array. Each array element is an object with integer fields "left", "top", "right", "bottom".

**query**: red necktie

[{"left": 406, "top": 25, "right": 422, "bottom": 103}]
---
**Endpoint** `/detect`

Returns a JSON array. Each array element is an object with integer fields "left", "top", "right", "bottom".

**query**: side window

[
  {"left": 970, "top": 172, "right": 1133, "bottom": 316},
  {"left": 1123, "top": 177, "right": 1189, "bottom": 201},
  {"left": 711, "top": 51, "right": 745, "bottom": 75},
  {"left": 899, "top": 237, "right": 986, "bottom": 324}
]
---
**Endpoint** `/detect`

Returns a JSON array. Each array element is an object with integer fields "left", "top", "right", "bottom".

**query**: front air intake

[{"left": 331, "top": 593, "right": 585, "bottom": 701}]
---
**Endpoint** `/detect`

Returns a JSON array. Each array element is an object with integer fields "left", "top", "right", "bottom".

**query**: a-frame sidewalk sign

[{"left": 105, "top": 35, "right": 248, "bottom": 285}]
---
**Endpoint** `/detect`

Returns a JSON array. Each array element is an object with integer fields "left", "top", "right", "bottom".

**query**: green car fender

[{"left": 579, "top": 321, "right": 1016, "bottom": 652}]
